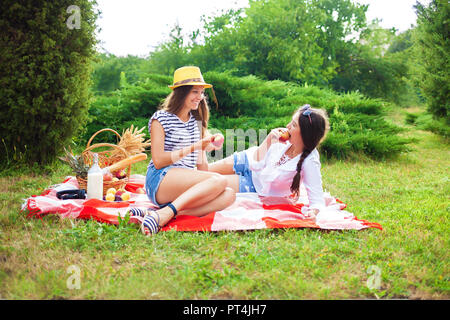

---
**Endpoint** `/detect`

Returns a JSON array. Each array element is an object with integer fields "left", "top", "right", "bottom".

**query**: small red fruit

[
  {"left": 212, "top": 134, "right": 224, "bottom": 148},
  {"left": 103, "top": 172, "right": 113, "bottom": 181},
  {"left": 115, "top": 169, "right": 127, "bottom": 179},
  {"left": 279, "top": 130, "right": 290, "bottom": 142}
]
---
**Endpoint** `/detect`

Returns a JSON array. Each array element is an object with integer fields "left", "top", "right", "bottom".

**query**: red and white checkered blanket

[{"left": 21, "top": 175, "right": 382, "bottom": 232}]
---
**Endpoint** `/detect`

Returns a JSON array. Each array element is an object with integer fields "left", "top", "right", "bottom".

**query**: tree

[
  {"left": 331, "top": 21, "right": 411, "bottom": 103},
  {"left": 197, "top": 0, "right": 368, "bottom": 86},
  {"left": 0, "top": 1, "right": 99, "bottom": 166},
  {"left": 147, "top": 0, "right": 368, "bottom": 86},
  {"left": 413, "top": 0, "right": 449, "bottom": 122},
  {"left": 148, "top": 23, "right": 190, "bottom": 75},
  {"left": 91, "top": 53, "right": 154, "bottom": 93}
]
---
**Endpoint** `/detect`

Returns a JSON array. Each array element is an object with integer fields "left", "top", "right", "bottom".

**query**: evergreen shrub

[
  {"left": 86, "top": 71, "right": 412, "bottom": 159},
  {"left": 0, "top": 0, "right": 99, "bottom": 166}
]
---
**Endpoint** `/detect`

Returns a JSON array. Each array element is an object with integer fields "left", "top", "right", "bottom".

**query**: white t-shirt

[{"left": 245, "top": 142, "right": 325, "bottom": 210}]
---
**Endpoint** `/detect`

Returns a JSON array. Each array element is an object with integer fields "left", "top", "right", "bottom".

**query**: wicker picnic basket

[{"left": 78, "top": 128, "right": 131, "bottom": 195}]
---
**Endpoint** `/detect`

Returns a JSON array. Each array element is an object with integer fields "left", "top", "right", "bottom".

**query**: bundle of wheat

[{"left": 115, "top": 125, "right": 151, "bottom": 157}]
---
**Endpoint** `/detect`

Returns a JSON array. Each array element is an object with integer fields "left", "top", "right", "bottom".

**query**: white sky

[{"left": 95, "top": 0, "right": 431, "bottom": 57}]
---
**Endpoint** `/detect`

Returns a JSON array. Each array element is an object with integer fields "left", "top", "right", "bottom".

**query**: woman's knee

[
  {"left": 207, "top": 173, "right": 228, "bottom": 190},
  {"left": 223, "top": 187, "right": 236, "bottom": 205}
]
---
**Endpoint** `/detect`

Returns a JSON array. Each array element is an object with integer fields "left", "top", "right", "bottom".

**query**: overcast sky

[{"left": 94, "top": 0, "right": 431, "bottom": 57}]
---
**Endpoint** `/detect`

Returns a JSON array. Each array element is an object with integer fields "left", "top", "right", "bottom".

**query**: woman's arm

[
  {"left": 301, "top": 154, "right": 325, "bottom": 211},
  {"left": 150, "top": 119, "right": 212, "bottom": 169},
  {"left": 197, "top": 150, "right": 209, "bottom": 171},
  {"left": 253, "top": 128, "right": 285, "bottom": 162}
]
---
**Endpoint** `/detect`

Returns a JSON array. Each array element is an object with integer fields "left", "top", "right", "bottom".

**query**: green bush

[
  {"left": 81, "top": 74, "right": 171, "bottom": 142},
  {"left": 411, "top": 113, "right": 450, "bottom": 139},
  {"left": 84, "top": 71, "right": 412, "bottom": 159},
  {"left": 0, "top": 1, "right": 99, "bottom": 166}
]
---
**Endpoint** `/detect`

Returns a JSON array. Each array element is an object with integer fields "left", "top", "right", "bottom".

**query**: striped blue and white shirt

[{"left": 148, "top": 110, "right": 201, "bottom": 170}]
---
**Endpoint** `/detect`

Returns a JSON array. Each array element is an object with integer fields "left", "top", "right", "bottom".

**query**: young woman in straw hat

[{"left": 134, "top": 66, "right": 235, "bottom": 236}]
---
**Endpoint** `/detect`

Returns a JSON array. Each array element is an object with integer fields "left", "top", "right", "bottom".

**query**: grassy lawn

[{"left": 0, "top": 106, "right": 448, "bottom": 300}]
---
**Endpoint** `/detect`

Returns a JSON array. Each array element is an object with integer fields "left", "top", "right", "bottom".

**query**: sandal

[
  {"left": 128, "top": 207, "right": 147, "bottom": 218},
  {"left": 141, "top": 210, "right": 161, "bottom": 236}
]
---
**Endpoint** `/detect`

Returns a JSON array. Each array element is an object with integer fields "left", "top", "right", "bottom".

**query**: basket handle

[
  {"left": 86, "top": 128, "right": 121, "bottom": 149},
  {"left": 83, "top": 143, "right": 128, "bottom": 157}
]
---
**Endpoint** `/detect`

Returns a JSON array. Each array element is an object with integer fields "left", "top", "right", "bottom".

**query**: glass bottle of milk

[{"left": 87, "top": 153, "right": 103, "bottom": 200}]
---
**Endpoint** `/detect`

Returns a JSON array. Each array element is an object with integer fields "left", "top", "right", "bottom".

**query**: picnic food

[
  {"left": 61, "top": 126, "right": 150, "bottom": 196},
  {"left": 105, "top": 193, "right": 115, "bottom": 202},
  {"left": 279, "top": 130, "right": 291, "bottom": 142},
  {"left": 115, "top": 169, "right": 127, "bottom": 179},
  {"left": 103, "top": 172, "right": 113, "bottom": 181},
  {"left": 121, "top": 192, "right": 131, "bottom": 201},
  {"left": 59, "top": 147, "right": 89, "bottom": 180},
  {"left": 87, "top": 153, "right": 103, "bottom": 200},
  {"left": 212, "top": 134, "right": 224, "bottom": 148},
  {"left": 106, "top": 187, "right": 117, "bottom": 195},
  {"left": 102, "top": 153, "right": 147, "bottom": 177}
]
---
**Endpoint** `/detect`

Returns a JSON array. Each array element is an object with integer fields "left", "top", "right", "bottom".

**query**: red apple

[
  {"left": 279, "top": 130, "right": 290, "bottom": 142},
  {"left": 115, "top": 169, "right": 127, "bottom": 179},
  {"left": 103, "top": 172, "right": 113, "bottom": 181},
  {"left": 115, "top": 189, "right": 125, "bottom": 197},
  {"left": 212, "top": 134, "right": 224, "bottom": 148}
]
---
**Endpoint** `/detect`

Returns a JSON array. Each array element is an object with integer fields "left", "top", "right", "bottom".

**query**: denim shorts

[
  {"left": 145, "top": 165, "right": 173, "bottom": 208},
  {"left": 233, "top": 151, "right": 257, "bottom": 193}
]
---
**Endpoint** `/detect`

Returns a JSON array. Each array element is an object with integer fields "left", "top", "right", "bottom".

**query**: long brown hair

[
  {"left": 290, "top": 105, "right": 329, "bottom": 197},
  {"left": 160, "top": 85, "right": 210, "bottom": 136}
]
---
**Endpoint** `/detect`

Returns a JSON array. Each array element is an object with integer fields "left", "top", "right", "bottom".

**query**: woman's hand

[
  {"left": 195, "top": 135, "right": 215, "bottom": 151},
  {"left": 202, "top": 133, "right": 225, "bottom": 152},
  {"left": 266, "top": 128, "right": 288, "bottom": 146}
]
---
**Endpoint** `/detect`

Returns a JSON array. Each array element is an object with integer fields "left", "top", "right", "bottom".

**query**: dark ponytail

[{"left": 289, "top": 105, "right": 329, "bottom": 197}]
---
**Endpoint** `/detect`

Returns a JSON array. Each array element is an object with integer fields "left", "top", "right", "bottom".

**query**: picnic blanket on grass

[{"left": 21, "top": 175, "right": 382, "bottom": 232}]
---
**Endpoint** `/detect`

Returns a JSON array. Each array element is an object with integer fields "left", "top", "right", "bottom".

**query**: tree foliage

[
  {"left": 91, "top": 53, "right": 154, "bottom": 93},
  {"left": 413, "top": 0, "right": 449, "bottom": 122},
  {"left": 0, "top": 0, "right": 99, "bottom": 165},
  {"left": 148, "top": 0, "right": 416, "bottom": 103}
]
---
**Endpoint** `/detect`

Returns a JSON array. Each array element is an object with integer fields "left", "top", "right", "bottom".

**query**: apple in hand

[
  {"left": 211, "top": 134, "right": 224, "bottom": 148},
  {"left": 279, "top": 130, "right": 291, "bottom": 142},
  {"left": 115, "top": 169, "right": 127, "bottom": 179}
]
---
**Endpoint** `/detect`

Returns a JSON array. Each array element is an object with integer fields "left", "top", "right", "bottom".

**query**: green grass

[{"left": 0, "top": 106, "right": 448, "bottom": 299}]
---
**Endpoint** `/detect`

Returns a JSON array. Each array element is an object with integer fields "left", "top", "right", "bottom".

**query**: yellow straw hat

[{"left": 168, "top": 66, "right": 213, "bottom": 90}]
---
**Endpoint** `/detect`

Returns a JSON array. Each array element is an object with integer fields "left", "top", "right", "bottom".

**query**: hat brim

[{"left": 169, "top": 82, "right": 213, "bottom": 90}]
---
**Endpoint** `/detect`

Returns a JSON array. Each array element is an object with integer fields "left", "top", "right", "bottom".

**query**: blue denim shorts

[
  {"left": 233, "top": 151, "right": 257, "bottom": 193},
  {"left": 145, "top": 165, "right": 173, "bottom": 208}
]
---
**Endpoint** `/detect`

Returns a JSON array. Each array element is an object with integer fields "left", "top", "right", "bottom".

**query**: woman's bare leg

[
  {"left": 146, "top": 168, "right": 235, "bottom": 228},
  {"left": 177, "top": 187, "right": 236, "bottom": 217},
  {"left": 208, "top": 155, "right": 235, "bottom": 175}
]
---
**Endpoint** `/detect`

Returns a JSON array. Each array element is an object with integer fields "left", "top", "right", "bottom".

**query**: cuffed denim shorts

[
  {"left": 233, "top": 151, "right": 257, "bottom": 193},
  {"left": 145, "top": 165, "right": 173, "bottom": 208}
]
